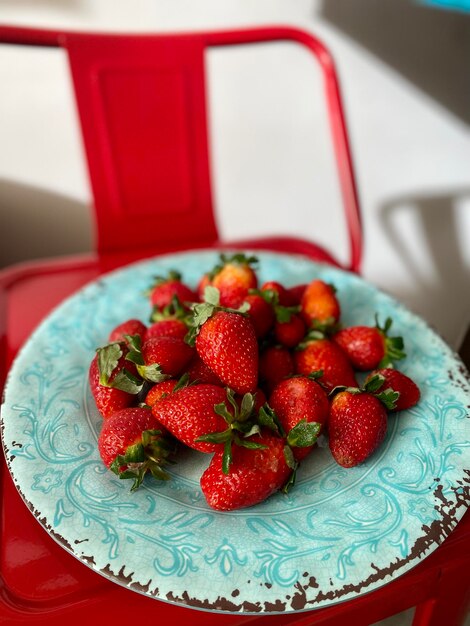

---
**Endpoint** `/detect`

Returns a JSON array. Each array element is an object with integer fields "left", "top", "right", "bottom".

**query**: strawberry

[
  {"left": 252, "top": 388, "right": 267, "bottom": 414},
  {"left": 108, "top": 319, "right": 147, "bottom": 344},
  {"left": 294, "top": 335, "right": 357, "bottom": 392},
  {"left": 259, "top": 345, "right": 294, "bottom": 394},
  {"left": 300, "top": 279, "right": 340, "bottom": 330},
  {"left": 98, "top": 407, "right": 176, "bottom": 490},
  {"left": 286, "top": 284, "right": 307, "bottom": 305},
  {"left": 197, "top": 273, "right": 212, "bottom": 302},
  {"left": 332, "top": 316, "right": 406, "bottom": 371},
  {"left": 274, "top": 313, "right": 306, "bottom": 348},
  {"left": 328, "top": 391, "right": 387, "bottom": 468},
  {"left": 202, "top": 253, "right": 259, "bottom": 308},
  {"left": 243, "top": 292, "right": 275, "bottom": 338},
  {"left": 268, "top": 375, "right": 329, "bottom": 460},
  {"left": 188, "top": 287, "right": 258, "bottom": 395},
  {"left": 145, "top": 379, "right": 179, "bottom": 407},
  {"left": 145, "top": 318, "right": 188, "bottom": 342},
  {"left": 328, "top": 375, "right": 398, "bottom": 467},
  {"left": 196, "top": 310, "right": 258, "bottom": 393},
  {"left": 200, "top": 430, "right": 293, "bottom": 510},
  {"left": 186, "top": 354, "right": 224, "bottom": 386},
  {"left": 148, "top": 270, "right": 197, "bottom": 311},
  {"left": 151, "top": 384, "right": 229, "bottom": 453},
  {"left": 365, "top": 368, "right": 420, "bottom": 411},
  {"left": 89, "top": 342, "right": 143, "bottom": 419},
  {"left": 261, "top": 281, "right": 297, "bottom": 306},
  {"left": 255, "top": 288, "right": 305, "bottom": 348},
  {"left": 126, "top": 334, "right": 194, "bottom": 382}
]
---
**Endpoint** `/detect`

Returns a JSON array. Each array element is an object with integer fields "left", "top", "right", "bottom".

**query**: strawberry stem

[
  {"left": 185, "top": 286, "right": 250, "bottom": 346},
  {"left": 375, "top": 315, "right": 406, "bottom": 367},
  {"left": 96, "top": 341, "right": 144, "bottom": 394},
  {"left": 109, "top": 429, "right": 176, "bottom": 491},
  {"left": 124, "top": 334, "right": 170, "bottom": 384},
  {"left": 195, "top": 388, "right": 266, "bottom": 474}
]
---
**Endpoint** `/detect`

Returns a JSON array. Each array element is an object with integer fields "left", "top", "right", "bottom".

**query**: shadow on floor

[
  {"left": 380, "top": 187, "right": 470, "bottom": 346},
  {"left": 0, "top": 178, "right": 93, "bottom": 268},
  {"left": 319, "top": 0, "right": 470, "bottom": 124}
]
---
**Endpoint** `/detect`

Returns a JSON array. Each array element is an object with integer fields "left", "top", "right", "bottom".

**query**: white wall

[{"left": 0, "top": 0, "right": 469, "bottom": 348}]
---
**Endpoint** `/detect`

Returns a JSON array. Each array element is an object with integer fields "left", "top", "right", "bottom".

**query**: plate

[{"left": 1, "top": 249, "right": 469, "bottom": 614}]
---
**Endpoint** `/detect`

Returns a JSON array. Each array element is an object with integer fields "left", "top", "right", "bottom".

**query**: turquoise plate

[{"left": 1, "top": 250, "right": 469, "bottom": 613}]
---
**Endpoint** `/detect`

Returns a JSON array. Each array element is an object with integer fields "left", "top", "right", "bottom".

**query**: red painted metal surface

[{"left": 0, "top": 23, "right": 468, "bottom": 626}]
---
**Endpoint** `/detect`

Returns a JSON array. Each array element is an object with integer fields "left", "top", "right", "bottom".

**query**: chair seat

[{"left": 1, "top": 243, "right": 469, "bottom": 626}]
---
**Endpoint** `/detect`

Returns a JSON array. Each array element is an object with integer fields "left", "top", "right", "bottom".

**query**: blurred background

[{"left": 0, "top": 0, "right": 469, "bottom": 352}]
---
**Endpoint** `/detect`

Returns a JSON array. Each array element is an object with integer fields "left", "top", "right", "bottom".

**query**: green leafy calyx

[
  {"left": 185, "top": 286, "right": 250, "bottom": 346},
  {"left": 375, "top": 315, "right": 406, "bottom": 367},
  {"left": 150, "top": 295, "right": 191, "bottom": 323},
  {"left": 364, "top": 373, "right": 399, "bottom": 410},
  {"left": 110, "top": 429, "right": 177, "bottom": 491},
  {"left": 124, "top": 334, "right": 170, "bottom": 384},
  {"left": 96, "top": 342, "right": 143, "bottom": 394},
  {"left": 254, "top": 288, "right": 300, "bottom": 324},
  {"left": 286, "top": 420, "right": 322, "bottom": 448},
  {"left": 208, "top": 253, "right": 258, "bottom": 281},
  {"left": 196, "top": 388, "right": 266, "bottom": 474}
]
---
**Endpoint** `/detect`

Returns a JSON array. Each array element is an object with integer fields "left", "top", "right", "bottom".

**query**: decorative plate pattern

[{"left": 1, "top": 250, "right": 469, "bottom": 614}]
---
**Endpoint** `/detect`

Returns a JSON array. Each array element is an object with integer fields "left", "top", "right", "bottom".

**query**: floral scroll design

[
  {"left": 9, "top": 362, "right": 93, "bottom": 464},
  {"left": 322, "top": 484, "right": 404, "bottom": 580},
  {"left": 380, "top": 396, "right": 469, "bottom": 497},
  {"left": 246, "top": 517, "right": 340, "bottom": 587}
]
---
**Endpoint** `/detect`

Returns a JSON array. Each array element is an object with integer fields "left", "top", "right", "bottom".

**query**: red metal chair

[{"left": 0, "top": 24, "right": 468, "bottom": 626}]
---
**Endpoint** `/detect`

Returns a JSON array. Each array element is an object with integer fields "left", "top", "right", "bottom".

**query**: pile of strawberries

[{"left": 90, "top": 253, "right": 421, "bottom": 511}]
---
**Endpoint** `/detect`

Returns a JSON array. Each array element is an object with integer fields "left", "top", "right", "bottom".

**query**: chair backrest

[{"left": 0, "top": 25, "right": 362, "bottom": 272}]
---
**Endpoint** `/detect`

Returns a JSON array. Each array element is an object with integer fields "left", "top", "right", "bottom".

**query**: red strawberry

[
  {"left": 108, "top": 319, "right": 147, "bottom": 344},
  {"left": 243, "top": 292, "right": 275, "bottom": 338},
  {"left": 259, "top": 345, "right": 294, "bottom": 394},
  {"left": 200, "top": 431, "right": 293, "bottom": 511},
  {"left": 145, "top": 379, "right": 179, "bottom": 407},
  {"left": 286, "top": 284, "right": 307, "bottom": 305},
  {"left": 269, "top": 376, "right": 329, "bottom": 460},
  {"left": 89, "top": 343, "right": 142, "bottom": 419},
  {"left": 196, "top": 311, "right": 258, "bottom": 393},
  {"left": 332, "top": 317, "right": 405, "bottom": 371},
  {"left": 131, "top": 335, "right": 194, "bottom": 382},
  {"left": 274, "top": 313, "right": 306, "bottom": 348},
  {"left": 150, "top": 384, "right": 230, "bottom": 453},
  {"left": 294, "top": 336, "right": 357, "bottom": 392},
  {"left": 145, "top": 319, "right": 188, "bottom": 342},
  {"left": 365, "top": 368, "right": 420, "bottom": 411},
  {"left": 261, "top": 280, "right": 298, "bottom": 306},
  {"left": 148, "top": 270, "right": 197, "bottom": 311},
  {"left": 204, "top": 253, "right": 258, "bottom": 308},
  {"left": 300, "top": 279, "right": 340, "bottom": 330},
  {"left": 256, "top": 288, "right": 305, "bottom": 348},
  {"left": 252, "top": 388, "right": 267, "bottom": 414},
  {"left": 98, "top": 407, "right": 175, "bottom": 490},
  {"left": 186, "top": 354, "right": 224, "bottom": 386},
  {"left": 188, "top": 288, "right": 258, "bottom": 394},
  {"left": 197, "top": 273, "right": 212, "bottom": 302},
  {"left": 328, "top": 390, "right": 388, "bottom": 468}
]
